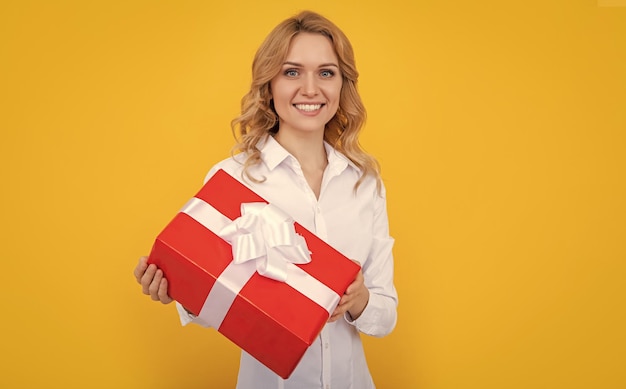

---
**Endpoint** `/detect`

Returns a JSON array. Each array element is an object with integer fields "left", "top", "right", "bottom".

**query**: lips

[{"left": 294, "top": 103, "right": 323, "bottom": 112}]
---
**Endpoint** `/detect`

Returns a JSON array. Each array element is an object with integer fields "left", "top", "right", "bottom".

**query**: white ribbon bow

[{"left": 218, "top": 202, "right": 312, "bottom": 282}]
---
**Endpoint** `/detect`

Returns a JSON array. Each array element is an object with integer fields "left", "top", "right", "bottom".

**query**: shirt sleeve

[
  {"left": 175, "top": 302, "right": 211, "bottom": 327},
  {"left": 346, "top": 183, "right": 398, "bottom": 337}
]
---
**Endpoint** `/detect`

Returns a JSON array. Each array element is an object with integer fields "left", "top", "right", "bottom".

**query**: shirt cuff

[
  {"left": 344, "top": 297, "right": 380, "bottom": 327},
  {"left": 343, "top": 293, "right": 395, "bottom": 337},
  {"left": 176, "top": 301, "right": 197, "bottom": 326}
]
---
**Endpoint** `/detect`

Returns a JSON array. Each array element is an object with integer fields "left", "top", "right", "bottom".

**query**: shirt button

[{"left": 324, "top": 343, "right": 329, "bottom": 349}]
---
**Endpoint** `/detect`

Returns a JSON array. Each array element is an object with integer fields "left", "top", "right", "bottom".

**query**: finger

[
  {"left": 328, "top": 308, "right": 340, "bottom": 322},
  {"left": 158, "top": 278, "right": 173, "bottom": 304},
  {"left": 133, "top": 256, "right": 149, "bottom": 283},
  {"left": 140, "top": 264, "right": 158, "bottom": 294},
  {"left": 149, "top": 269, "right": 164, "bottom": 301},
  {"left": 329, "top": 300, "right": 349, "bottom": 321},
  {"left": 346, "top": 272, "right": 364, "bottom": 294},
  {"left": 328, "top": 309, "right": 344, "bottom": 322}
]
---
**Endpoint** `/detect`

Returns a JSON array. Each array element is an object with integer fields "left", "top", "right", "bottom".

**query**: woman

[{"left": 134, "top": 10, "right": 398, "bottom": 388}]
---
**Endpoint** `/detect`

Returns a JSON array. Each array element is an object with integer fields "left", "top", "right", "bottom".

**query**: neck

[{"left": 274, "top": 131, "right": 327, "bottom": 170}]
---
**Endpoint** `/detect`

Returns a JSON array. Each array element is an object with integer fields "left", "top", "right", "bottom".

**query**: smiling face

[{"left": 270, "top": 32, "right": 343, "bottom": 137}]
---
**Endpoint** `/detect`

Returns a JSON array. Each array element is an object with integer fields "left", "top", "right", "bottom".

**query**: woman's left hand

[{"left": 328, "top": 268, "right": 369, "bottom": 322}]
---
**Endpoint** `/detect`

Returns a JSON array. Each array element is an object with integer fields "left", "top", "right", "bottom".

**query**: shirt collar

[{"left": 258, "top": 135, "right": 360, "bottom": 174}]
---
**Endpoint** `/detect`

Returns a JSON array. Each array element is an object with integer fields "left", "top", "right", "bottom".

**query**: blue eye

[
  {"left": 285, "top": 69, "right": 299, "bottom": 77},
  {"left": 320, "top": 70, "right": 335, "bottom": 78}
]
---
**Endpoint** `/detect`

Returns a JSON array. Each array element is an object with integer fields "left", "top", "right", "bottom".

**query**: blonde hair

[{"left": 231, "top": 10, "right": 381, "bottom": 192}]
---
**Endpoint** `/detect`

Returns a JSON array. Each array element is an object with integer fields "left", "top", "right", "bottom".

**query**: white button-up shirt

[{"left": 176, "top": 136, "right": 398, "bottom": 389}]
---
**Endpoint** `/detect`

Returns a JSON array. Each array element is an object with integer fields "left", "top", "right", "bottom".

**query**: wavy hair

[{"left": 231, "top": 10, "right": 381, "bottom": 192}]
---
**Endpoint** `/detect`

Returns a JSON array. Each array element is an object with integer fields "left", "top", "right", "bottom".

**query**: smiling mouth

[{"left": 294, "top": 104, "right": 323, "bottom": 112}]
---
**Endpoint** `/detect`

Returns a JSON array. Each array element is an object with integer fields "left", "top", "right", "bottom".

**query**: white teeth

[{"left": 295, "top": 104, "right": 322, "bottom": 112}]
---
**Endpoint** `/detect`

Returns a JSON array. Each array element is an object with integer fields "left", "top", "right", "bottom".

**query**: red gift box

[{"left": 147, "top": 169, "right": 361, "bottom": 379}]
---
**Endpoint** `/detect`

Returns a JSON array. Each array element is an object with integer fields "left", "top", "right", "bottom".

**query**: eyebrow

[{"left": 282, "top": 61, "right": 339, "bottom": 68}]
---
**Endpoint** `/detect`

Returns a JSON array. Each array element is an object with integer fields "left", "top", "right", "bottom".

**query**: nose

[{"left": 300, "top": 74, "right": 319, "bottom": 96}]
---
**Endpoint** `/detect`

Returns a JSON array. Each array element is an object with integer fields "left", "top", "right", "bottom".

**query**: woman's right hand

[{"left": 133, "top": 256, "right": 174, "bottom": 304}]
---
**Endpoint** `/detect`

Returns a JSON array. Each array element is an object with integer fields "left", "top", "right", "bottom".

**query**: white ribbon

[
  {"left": 219, "top": 202, "right": 312, "bottom": 282},
  {"left": 180, "top": 197, "right": 340, "bottom": 329}
]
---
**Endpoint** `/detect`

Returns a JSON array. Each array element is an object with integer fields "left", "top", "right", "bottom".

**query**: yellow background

[{"left": 2, "top": 1, "right": 625, "bottom": 388}]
